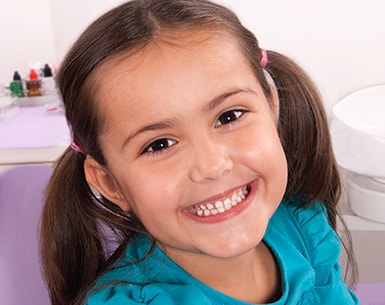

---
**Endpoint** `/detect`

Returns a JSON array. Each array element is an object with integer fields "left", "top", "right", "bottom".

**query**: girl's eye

[
  {"left": 143, "top": 138, "right": 177, "bottom": 154},
  {"left": 215, "top": 109, "right": 245, "bottom": 128}
]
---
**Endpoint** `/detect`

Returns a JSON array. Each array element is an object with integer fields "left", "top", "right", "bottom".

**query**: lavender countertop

[{"left": 0, "top": 105, "right": 70, "bottom": 165}]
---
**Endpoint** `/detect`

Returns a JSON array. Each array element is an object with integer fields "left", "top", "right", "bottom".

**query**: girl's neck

[{"left": 164, "top": 241, "right": 281, "bottom": 303}]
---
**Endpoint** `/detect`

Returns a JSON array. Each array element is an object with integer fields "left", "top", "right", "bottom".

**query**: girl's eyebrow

[
  {"left": 120, "top": 88, "right": 257, "bottom": 151},
  {"left": 120, "top": 119, "right": 177, "bottom": 151},
  {"left": 201, "top": 88, "right": 257, "bottom": 113}
]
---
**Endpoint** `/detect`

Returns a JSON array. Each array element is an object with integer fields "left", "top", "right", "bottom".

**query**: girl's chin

[{"left": 190, "top": 230, "right": 266, "bottom": 259}]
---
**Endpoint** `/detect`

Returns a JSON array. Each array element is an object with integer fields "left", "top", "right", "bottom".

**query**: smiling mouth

[{"left": 188, "top": 184, "right": 251, "bottom": 217}]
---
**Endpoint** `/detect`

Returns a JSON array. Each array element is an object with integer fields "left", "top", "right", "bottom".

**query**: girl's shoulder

[
  {"left": 265, "top": 199, "right": 359, "bottom": 304},
  {"left": 86, "top": 235, "right": 213, "bottom": 305},
  {"left": 268, "top": 199, "right": 340, "bottom": 273}
]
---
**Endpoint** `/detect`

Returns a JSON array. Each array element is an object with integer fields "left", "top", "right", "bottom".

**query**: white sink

[
  {"left": 330, "top": 85, "right": 385, "bottom": 224},
  {"left": 331, "top": 85, "right": 385, "bottom": 180}
]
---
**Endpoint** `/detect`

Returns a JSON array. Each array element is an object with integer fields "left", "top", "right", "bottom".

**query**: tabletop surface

[
  {"left": 0, "top": 105, "right": 70, "bottom": 149},
  {"left": 0, "top": 105, "right": 70, "bottom": 165}
]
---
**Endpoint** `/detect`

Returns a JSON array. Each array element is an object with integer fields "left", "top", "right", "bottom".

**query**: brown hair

[{"left": 40, "top": 1, "right": 356, "bottom": 304}]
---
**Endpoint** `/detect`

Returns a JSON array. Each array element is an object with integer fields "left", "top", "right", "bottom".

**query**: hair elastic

[
  {"left": 260, "top": 49, "right": 268, "bottom": 68},
  {"left": 70, "top": 140, "right": 85, "bottom": 154}
]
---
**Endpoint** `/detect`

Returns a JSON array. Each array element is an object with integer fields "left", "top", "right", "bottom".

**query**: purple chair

[
  {"left": 0, "top": 165, "right": 52, "bottom": 305},
  {"left": 355, "top": 281, "right": 385, "bottom": 305}
]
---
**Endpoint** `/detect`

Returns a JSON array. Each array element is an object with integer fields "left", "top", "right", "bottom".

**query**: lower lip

[{"left": 183, "top": 180, "right": 258, "bottom": 224}]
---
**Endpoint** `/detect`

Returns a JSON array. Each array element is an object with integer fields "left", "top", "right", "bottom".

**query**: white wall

[
  {"left": 0, "top": 0, "right": 384, "bottom": 114},
  {"left": 49, "top": 0, "right": 124, "bottom": 63},
  {"left": 0, "top": 0, "right": 56, "bottom": 85},
  {"left": 217, "top": 0, "right": 385, "bottom": 112}
]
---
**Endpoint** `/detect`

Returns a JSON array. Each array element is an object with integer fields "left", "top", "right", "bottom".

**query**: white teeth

[
  {"left": 215, "top": 201, "right": 223, "bottom": 208},
  {"left": 190, "top": 185, "right": 250, "bottom": 217},
  {"left": 224, "top": 198, "right": 232, "bottom": 210},
  {"left": 218, "top": 206, "right": 226, "bottom": 213},
  {"left": 231, "top": 193, "right": 239, "bottom": 206}
]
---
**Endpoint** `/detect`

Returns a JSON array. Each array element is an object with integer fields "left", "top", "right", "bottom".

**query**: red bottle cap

[{"left": 29, "top": 69, "right": 39, "bottom": 80}]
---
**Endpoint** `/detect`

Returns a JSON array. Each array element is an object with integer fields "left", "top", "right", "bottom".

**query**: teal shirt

[{"left": 86, "top": 201, "right": 359, "bottom": 304}]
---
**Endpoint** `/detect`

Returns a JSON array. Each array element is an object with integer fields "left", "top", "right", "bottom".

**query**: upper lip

[{"left": 186, "top": 181, "right": 252, "bottom": 209}]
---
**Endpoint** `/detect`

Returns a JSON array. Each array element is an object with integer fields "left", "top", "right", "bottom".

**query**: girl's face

[{"left": 86, "top": 32, "right": 287, "bottom": 265}]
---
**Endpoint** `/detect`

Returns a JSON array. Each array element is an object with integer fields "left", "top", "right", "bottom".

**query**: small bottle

[
  {"left": 43, "top": 63, "right": 53, "bottom": 77},
  {"left": 26, "top": 69, "right": 42, "bottom": 97},
  {"left": 9, "top": 71, "right": 24, "bottom": 98},
  {"left": 40, "top": 63, "right": 57, "bottom": 95}
]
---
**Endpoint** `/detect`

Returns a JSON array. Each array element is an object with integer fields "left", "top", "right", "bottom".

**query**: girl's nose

[{"left": 189, "top": 137, "right": 233, "bottom": 183}]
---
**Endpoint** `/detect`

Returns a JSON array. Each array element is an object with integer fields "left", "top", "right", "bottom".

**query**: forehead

[
  {"left": 91, "top": 29, "right": 254, "bottom": 131},
  {"left": 93, "top": 29, "right": 246, "bottom": 89}
]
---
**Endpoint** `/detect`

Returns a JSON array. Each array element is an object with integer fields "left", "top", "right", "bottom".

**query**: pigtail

[
  {"left": 40, "top": 148, "right": 105, "bottom": 305},
  {"left": 41, "top": 147, "right": 147, "bottom": 305},
  {"left": 265, "top": 50, "right": 357, "bottom": 285}
]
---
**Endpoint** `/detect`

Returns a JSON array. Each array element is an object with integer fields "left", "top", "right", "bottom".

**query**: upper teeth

[{"left": 189, "top": 186, "right": 249, "bottom": 217}]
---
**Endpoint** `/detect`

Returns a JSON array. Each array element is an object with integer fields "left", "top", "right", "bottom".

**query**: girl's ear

[{"left": 84, "top": 157, "right": 131, "bottom": 212}]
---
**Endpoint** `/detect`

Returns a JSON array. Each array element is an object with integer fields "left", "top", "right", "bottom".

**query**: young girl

[{"left": 40, "top": 0, "right": 359, "bottom": 304}]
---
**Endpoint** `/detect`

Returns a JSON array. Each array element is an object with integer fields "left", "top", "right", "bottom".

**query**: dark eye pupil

[
  {"left": 219, "top": 111, "right": 236, "bottom": 124},
  {"left": 150, "top": 139, "right": 168, "bottom": 151}
]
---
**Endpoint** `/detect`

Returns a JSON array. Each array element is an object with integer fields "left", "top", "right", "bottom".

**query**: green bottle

[{"left": 10, "top": 71, "right": 24, "bottom": 97}]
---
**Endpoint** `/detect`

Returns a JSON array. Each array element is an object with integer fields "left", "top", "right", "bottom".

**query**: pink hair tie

[
  {"left": 260, "top": 49, "right": 268, "bottom": 68},
  {"left": 70, "top": 140, "right": 85, "bottom": 154}
]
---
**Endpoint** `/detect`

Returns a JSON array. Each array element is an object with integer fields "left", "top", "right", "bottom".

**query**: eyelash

[
  {"left": 142, "top": 138, "right": 177, "bottom": 155},
  {"left": 214, "top": 109, "right": 247, "bottom": 128},
  {"left": 142, "top": 109, "right": 247, "bottom": 155}
]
